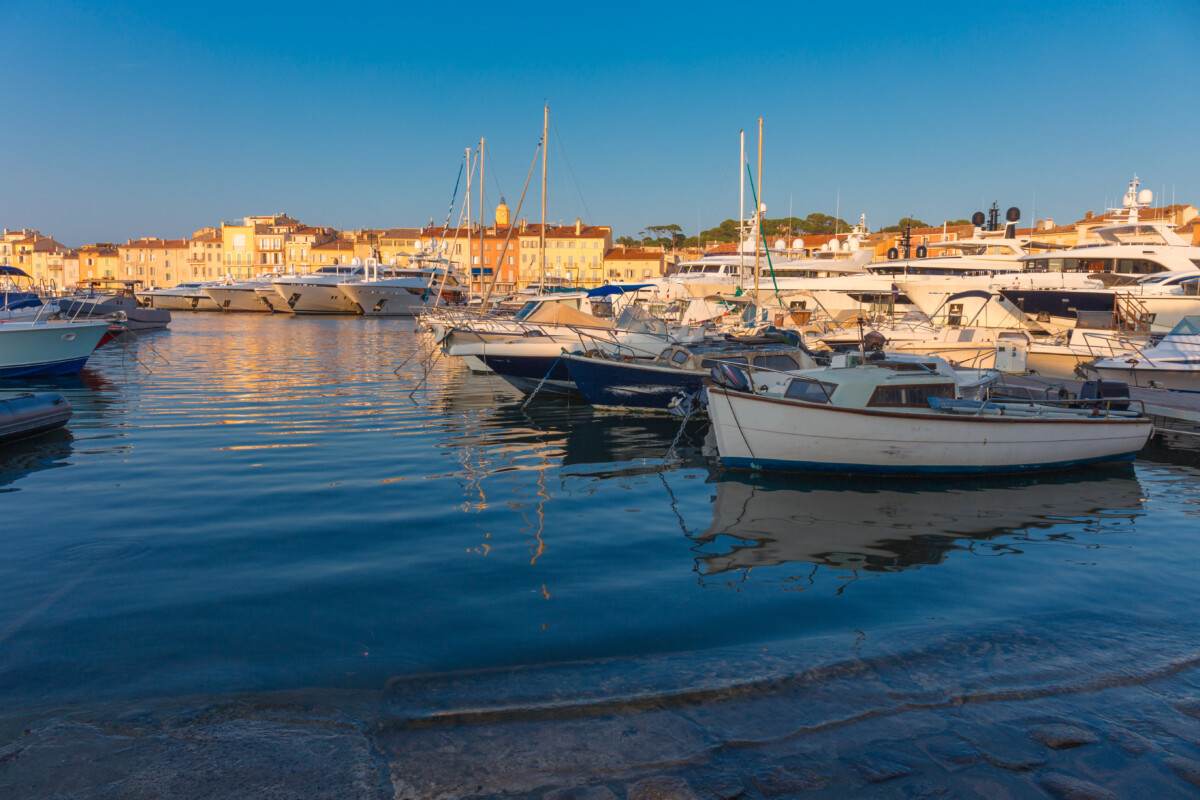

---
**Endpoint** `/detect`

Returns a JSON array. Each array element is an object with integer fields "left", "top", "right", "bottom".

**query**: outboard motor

[{"left": 1078, "top": 380, "right": 1130, "bottom": 412}]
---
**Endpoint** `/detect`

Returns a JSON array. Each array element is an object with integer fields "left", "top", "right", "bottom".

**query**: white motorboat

[
  {"left": 1084, "top": 316, "right": 1200, "bottom": 392},
  {"left": 705, "top": 352, "right": 1152, "bottom": 475},
  {"left": 0, "top": 318, "right": 113, "bottom": 376},
  {"left": 0, "top": 265, "right": 57, "bottom": 321},
  {"left": 136, "top": 282, "right": 222, "bottom": 311},
  {"left": 337, "top": 255, "right": 468, "bottom": 317},
  {"left": 57, "top": 279, "right": 171, "bottom": 330},
  {"left": 270, "top": 264, "right": 367, "bottom": 314}
]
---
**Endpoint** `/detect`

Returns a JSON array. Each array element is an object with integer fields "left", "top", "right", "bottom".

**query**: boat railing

[{"left": 968, "top": 394, "right": 1147, "bottom": 419}]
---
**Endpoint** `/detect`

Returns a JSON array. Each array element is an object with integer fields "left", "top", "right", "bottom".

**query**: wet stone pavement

[{"left": 4, "top": 653, "right": 1200, "bottom": 799}]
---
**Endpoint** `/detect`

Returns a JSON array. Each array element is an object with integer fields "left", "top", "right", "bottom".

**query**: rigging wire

[{"left": 549, "top": 110, "right": 593, "bottom": 224}]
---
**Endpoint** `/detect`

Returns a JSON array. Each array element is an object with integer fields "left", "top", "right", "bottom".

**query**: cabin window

[
  {"left": 784, "top": 378, "right": 837, "bottom": 403},
  {"left": 867, "top": 383, "right": 956, "bottom": 408},
  {"left": 752, "top": 354, "right": 799, "bottom": 371},
  {"left": 671, "top": 350, "right": 688, "bottom": 364},
  {"left": 703, "top": 266, "right": 721, "bottom": 273}
]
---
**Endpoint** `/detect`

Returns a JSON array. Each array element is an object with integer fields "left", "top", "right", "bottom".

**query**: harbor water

[{"left": 3, "top": 314, "right": 1200, "bottom": 798}]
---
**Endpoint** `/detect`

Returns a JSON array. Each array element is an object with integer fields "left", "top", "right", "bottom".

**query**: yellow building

[
  {"left": 187, "top": 227, "right": 224, "bottom": 280},
  {"left": 602, "top": 247, "right": 665, "bottom": 283},
  {"left": 0, "top": 228, "right": 41, "bottom": 268},
  {"left": 77, "top": 244, "right": 121, "bottom": 283},
  {"left": 221, "top": 213, "right": 301, "bottom": 279},
  {"left": 285, "top": 227, "right": 338, "bottom": 271},
  {"left": 379, "top": 228, "right": 424, "bottom": 265},
  {"left": 515, "top": 218, "right": 612, "bottom": 289},
  {"left": 25, "top": 238, "right": 72, "bottom": 291},
  {"left": 309, "top": 238, "right": 355, "bottom": 267},
  {"left": 118, "top": 238, "right": 189, "bottom": 287}
]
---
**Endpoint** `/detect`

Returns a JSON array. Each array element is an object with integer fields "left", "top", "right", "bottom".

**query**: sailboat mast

[
  {"left": 739, "top": 129, "right": 745, "bottom": 288},
  {"left": 754, "top": 117, "right": 762, "bottom": 300},
  {"left": 465, "top": 146, "right": 473, "bottom": 295},
  {"left": 540, "top": 105, "right": 548, "bottom": 290},
  {"left": 479, "top": 136, "right": 486, "bottom": 290}
]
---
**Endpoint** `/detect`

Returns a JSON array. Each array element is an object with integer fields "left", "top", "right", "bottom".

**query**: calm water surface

[{"left": 2, "top": 314, "right": 1200, "bottom": 777}]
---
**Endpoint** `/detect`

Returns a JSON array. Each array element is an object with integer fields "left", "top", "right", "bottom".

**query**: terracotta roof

[
  {"left": 313, "top": 240, "right": 354, "bottom": 251},
  {"left": 605, "top": 248, "right": 663, "bottom": 261},
  {"left": 1073, "top": 205, "right": 1189, "bottom": 227},
  {"left": 382, "top": 228, "right": 423, "bottom": 238}
]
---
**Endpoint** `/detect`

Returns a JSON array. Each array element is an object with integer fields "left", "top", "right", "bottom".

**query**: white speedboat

[
  {"left": 0, "top": 318, "right": 113, "bottom": 376},
  {"left": 1084, "top": 316, "right": 1200, "bottom": 392},
  {"left": 270, "top": 264, "right": 367, "bottom": 314},
  {"left": 136, "top": 283, "right": 221, "bottom": 311},
  {"left": 705, "top": 352, "right": 1152, "bottom": 475},
  {"left": 0, "top": 265, "right": 57, "bottom": 321}
]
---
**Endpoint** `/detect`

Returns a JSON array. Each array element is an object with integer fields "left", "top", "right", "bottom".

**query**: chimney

[
  {"left": 575, "top": 218, "right": 582, "bottom": 235},
  {"left": 1085, "top": 211, "right": 1093, "bottom": 220}
]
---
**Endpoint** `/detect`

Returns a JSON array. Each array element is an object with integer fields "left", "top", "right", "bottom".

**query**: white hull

[
  {"left": 337, "top": 283, "right": 429, "bottom": 316},
  {"left": 253, "top": 286, "right": 293, "bottom": 313},
  {"left": 0, "top": 320, "right": 111, "bottom": 375},
  {"left": 271, "top": 280, "right": 361, "bottom": 315},
  {"left": 1088, "top": 365, "right": 1200, "bottom": 392},
  {"left": 205, "top": 285, "right": 273, "bottom": 312},
  {"left": 707, "top": 387, "right": 1151, "bottom": 475},
  {"left": 138, "top": 293, "right": 220, "bottom": 312}
]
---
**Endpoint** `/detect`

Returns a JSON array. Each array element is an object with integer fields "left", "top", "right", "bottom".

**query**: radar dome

[
  {"left": 495, "top": 198, "right": 511, "bottom": 227},
  {"left": 847, "top": 238, "right": 860, "bottom": 251},
  {"left": 829, "top": 239, "right": 842, "bottom": 252},
  {"left": 1137, "top": 189, "right": 1154, "bottom": 205},
  {"left": 1122, "top": 194, "right": 1134, "bottom": 208},
  {"left": 791, "top": 238, "right": 804, "bottom": 250},
  {"left": 774, "top": 239, "right": 786, "bottom": 250}
]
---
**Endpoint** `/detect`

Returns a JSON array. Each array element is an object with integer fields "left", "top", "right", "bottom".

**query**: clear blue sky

[{"left": 3, "top": 0, "right": 1197, "bottom": 246}]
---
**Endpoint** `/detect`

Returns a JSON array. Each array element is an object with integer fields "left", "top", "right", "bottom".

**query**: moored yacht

[
  {"left": 337, "top": 253, "right": 469, "bottom": 316},
  {"left": 137, "top": 282, "right": 222, "bottom": 311},
  {"left": 269, "top": 263, "right": 367, "bottom": 314}
]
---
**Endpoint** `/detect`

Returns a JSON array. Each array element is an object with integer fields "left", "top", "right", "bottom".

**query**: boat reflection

[
  {"left": 0, "top": 428, "right": 74, "bottom": 490},
  {"left": 695, "top": 468, "right": 1146, "bottom": 576}
]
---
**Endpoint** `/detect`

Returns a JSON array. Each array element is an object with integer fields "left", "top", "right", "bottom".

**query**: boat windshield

[{"left": 615, "top": 304, "right": 667, "bottom": 336}]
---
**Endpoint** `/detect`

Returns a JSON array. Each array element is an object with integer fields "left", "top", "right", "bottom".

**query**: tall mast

[
  {"left": 540, "top": 105, "right": 548, "bottom": 290},
  {"left": 465, "top": 146, "right": 472, "bottom": 294},
  {"left": 479, "top": 136, "right": 486, "bottom": 289},
  {"left": 739, "top": 129, "right": 745, "bottom": 288},
  {"left": 754, "top": 117, "right": 762, "bottom": 300}
]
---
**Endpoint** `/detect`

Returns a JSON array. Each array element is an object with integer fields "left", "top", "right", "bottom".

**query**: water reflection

[
  {"left": 694, "top": 468, "right": 1146, "bottom": 577},
  {"left": 0, "top": 430, "right": 74, "bottom": 491}
]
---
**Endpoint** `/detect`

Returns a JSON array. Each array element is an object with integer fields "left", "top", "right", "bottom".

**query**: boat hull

[
  {"left": 204, "top": 286, "right": 271, "bottom": 312},
  {"left": 477, "top": 353, "right": 578, "bottom": 396},
  {"left": 706, "top": 387, "right": 1152, "bottom": 476},
  {"left": 564, "top": 354, "right": 699, "bottom": 411},
  {"left": 338, "top": 284, "right": 428, "bottom": 316},
  {"left": 271, "top": 281, "right": 362, "bottom": 314},
  {"left": 0, "top": 321, "right": 112, "bottom": 376}
]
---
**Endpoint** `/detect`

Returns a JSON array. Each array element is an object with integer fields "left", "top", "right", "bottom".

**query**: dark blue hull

[
  {"left": 998, "top": 288, "right": 1113, "bottom": 321},
  {"left": 478, "top": 354, "right": 579, "bottom": 397},
  {"left": 565, "top": 355, "right": 700, "bottom": 411},
  {"left": 0, "top": 356, "right": 91, "bottom": 377}
]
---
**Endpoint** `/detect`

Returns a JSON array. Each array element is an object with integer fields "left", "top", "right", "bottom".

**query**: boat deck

[{"left": 997, "top": 373, "right": 1200, "bottom": 435}]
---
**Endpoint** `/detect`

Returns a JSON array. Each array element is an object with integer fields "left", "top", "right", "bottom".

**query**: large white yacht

[
  {"left": 337, "top": 252, "right": 469, "bottom": 316},
  {"left": 269, "top": 263, "right": 368, "bottom": 314},
  {"left": 136, "top": 282, "right": 222, "bottom": 311},
  {"left": 996, "top": 178, "right": 1200, "bottom": 332},
  {"left": 204, "top": 274, "right": 282, "bottom": 312}
]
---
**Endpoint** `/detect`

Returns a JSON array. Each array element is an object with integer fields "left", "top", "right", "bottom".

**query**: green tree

[
  {"left": 616, "top": 235, "right": 639, "bottom": 247},
  {"left": 643, "top": 224, "right": 684, "bottom": 249},
  {"left": 880, "top": 217, "right": 929, "bottom": 233}
]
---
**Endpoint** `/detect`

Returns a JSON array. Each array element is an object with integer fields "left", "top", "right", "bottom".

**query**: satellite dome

[
  {"left": 791, "top": 238, "right": 804, "bottom": 250},
  {"left": 774, "top": 239, "right": 786, "bottom": 250},
  {"left": 1137, "top": 189, "right": 1154, "bottom": 205}
]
